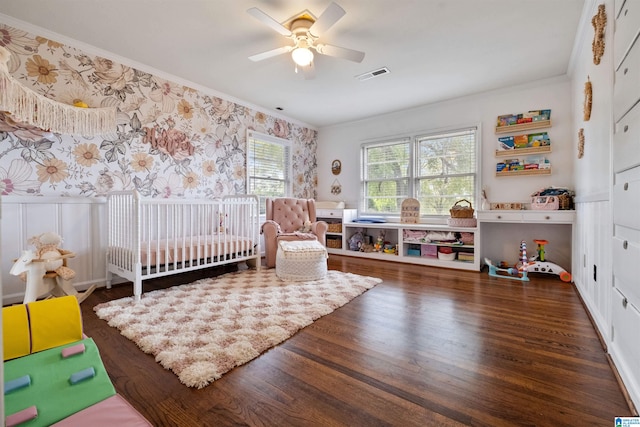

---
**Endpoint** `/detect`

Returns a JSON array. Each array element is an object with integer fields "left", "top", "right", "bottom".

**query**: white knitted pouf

[{"left": 276, "top": 240, "right": 328, "bottom": 281}]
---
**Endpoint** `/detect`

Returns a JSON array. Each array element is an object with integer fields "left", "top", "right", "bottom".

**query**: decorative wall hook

[
  {"left": 592, "top": 4, "right": 606, "bottom": 65},
  {"left": 583, "top": 76, "right": 592, "bottom": 121},
  {"left": 331, "top": 159, "right": 342, "bottom": 175},
  {"left": 331, "top": 179, "right": 342, "bottom": 195}
]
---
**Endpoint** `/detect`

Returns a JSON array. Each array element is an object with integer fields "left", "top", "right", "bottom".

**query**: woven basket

[
  {"left": 327, "top": 223, "right": 342, "bottom": 233},
  {"left": 326, "top": 238, "right": 342, "bottom": 249},
  {"left": 558, "top": 193, "right": 573, "bottom": 210},
  {"left": 449, "top": 199, "right": 474, "bottom": 218}
]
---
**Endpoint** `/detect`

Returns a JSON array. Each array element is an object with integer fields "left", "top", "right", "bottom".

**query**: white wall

[
  {"left": 316, "top": 77, "right": 576, "bottom": 271},
  {"left": 317, "top": 77, "right": 574, "bottom": 210}
]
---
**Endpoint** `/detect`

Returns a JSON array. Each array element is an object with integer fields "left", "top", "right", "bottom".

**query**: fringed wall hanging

[
  {"left": 592, "top": 4, "right": 607, "bottom": 65},
  {"left": 578, "top": 128, "right": 585, "bottom": 159},
  {"left": 583, "top": 77, "right": 592, "bottom": 121},
  {"left": 0, "top": 46, "right": 117, "bottom": 137}
]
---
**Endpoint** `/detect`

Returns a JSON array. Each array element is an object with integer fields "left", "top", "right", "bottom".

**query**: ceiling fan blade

[
  {"left": 247, "top": 7, "right": 292, "bottom": 36},
  {"left": 309, "top": 2, "right": 346, "bottom": 36},
  {"left": 249, "top": 46, "right": 292, "bottom": 62},
  {"left": 315, "top": 44, "right": 365, "bottom": 63}
]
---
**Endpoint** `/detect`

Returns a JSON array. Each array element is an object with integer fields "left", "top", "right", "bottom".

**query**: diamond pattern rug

[{"left": 94, "top": 269, "right": 381, "bottom": 388}]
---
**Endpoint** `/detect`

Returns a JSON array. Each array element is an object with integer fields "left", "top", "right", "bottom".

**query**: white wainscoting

[
  {"left": 573, "top": 199, "right": 612, "bottom": 343},
  {"left": 1, "top": 196, "right": 107, "bottom": 305}
]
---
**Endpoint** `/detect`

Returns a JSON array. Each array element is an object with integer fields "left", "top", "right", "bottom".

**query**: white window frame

[
  {"left": 246, "top": 130, "right": 292, "bottom": 214},
  {"left": 361, "top": 137, "right": 413, "bottom": 215},
  {"left": 360, "top": 125, "right": 480, "bottom": 218}
]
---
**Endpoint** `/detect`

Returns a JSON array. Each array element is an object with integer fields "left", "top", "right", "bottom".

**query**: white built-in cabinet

[
  {"left": 610, "top": 0, "right": 640, "bottom": 407},
  {"left": 316, "top": 208, "right": 357, "bottom": 253}
]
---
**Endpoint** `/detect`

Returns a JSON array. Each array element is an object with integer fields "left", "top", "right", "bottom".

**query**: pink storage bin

[
  {"left": 421, "top": 244, "right": 438, "bottom": 258},
  {"left": 530, "top": 195, "right": 559, "bottom": 210}
]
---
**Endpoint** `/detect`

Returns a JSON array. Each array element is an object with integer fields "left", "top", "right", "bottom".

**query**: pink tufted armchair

[{"left": 261, "top": 198, "right": 328, "bottom": 268}]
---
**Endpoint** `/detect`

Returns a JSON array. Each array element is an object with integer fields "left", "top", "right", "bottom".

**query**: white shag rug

[{"left": 94, "top": 269, "right": 381, "bottom": 388}]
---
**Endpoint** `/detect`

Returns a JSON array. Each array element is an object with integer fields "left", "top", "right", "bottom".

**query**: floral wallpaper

[{"left": 0, "top": 23, "right": 318, "bottom": 199}]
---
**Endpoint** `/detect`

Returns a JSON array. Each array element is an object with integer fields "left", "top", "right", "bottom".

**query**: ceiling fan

[{"left": 247, "top": 2, "right": 365, "bottom": 79}]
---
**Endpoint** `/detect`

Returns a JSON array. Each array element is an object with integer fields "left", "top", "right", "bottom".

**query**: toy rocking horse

[{"left": 10, "top": 232, "right": 96, "bottom": 304}]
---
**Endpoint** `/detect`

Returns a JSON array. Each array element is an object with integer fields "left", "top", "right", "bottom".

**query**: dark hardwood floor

[{"left": 80, "top": 256, "right": 635, "bottom": 426}]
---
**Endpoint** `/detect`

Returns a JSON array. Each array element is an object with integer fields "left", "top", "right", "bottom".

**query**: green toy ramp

[{"left": 4, "top": 338, "right": 116, "bottom": 427}]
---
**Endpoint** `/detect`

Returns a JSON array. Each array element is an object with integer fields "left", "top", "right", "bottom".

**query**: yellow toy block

[
  {"left": 28, "top": 295, "right": 83, "bottom": 353},
  {"left": 3, "top": 304, "right": 31, "bottom": 361}
]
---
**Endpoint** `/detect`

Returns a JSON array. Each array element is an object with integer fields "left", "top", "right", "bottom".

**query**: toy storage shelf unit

[
  {"left": 316, "top": 208, "right": 357, "bottom": 253},
  {"left": 339, "top": 222, "right": 480, "bottom": 271}
]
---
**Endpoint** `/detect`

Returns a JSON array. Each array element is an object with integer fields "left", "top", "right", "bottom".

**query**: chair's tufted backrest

[{"left": 266, "top": 198, "right": 317, "bottom": 233}]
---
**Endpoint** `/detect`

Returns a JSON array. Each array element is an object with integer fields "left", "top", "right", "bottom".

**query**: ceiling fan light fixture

[{"left": 292, "top": 47, "right": 314, "bottom": 66}]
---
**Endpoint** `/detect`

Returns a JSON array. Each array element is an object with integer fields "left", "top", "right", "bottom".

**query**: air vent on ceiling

[{"left": 355, "top": 67, "right": 390, "bottom": 81}]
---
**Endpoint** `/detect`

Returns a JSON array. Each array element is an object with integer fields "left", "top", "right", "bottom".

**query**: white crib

[{"left": 106, "top": 191, "right": 260, "bottom": 301}]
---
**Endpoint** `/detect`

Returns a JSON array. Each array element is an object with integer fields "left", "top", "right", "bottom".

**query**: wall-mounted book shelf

[
  {"left": 495, "top": 168, "right": 552, "bottom": 177},
  {"left": 495, "top": 146, "right": 552, "bottom": 157},
  {"left": 495, "top": 120, "right": 552, "bottom": 134}
]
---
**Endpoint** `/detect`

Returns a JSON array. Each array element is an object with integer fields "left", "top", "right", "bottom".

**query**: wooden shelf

[
  {"left": 495, "top": 146, "right": 552, "bottom": 157},
  {"left": 496, "top": 168, "right": 551, "bottom": 177},
  {"left": 495, "top": 120, "right": 552, "bottom": 134}
]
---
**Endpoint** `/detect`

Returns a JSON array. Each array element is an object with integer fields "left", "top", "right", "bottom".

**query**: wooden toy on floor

[
  {"left": 10, "top": 232, "right": 96, "bottom": 303},
  {"left": 485, "top": 240, "right": 530, "bottom": 282},
  {"left": 485, "top": 239, "right": 572, "bottom": 283},
  {"left": 522, "top": 239, "right": 572, "bottom": 282}
]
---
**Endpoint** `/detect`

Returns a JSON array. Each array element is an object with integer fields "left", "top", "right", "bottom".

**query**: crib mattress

[{"left": 110, "top": 235, "right": 254, "bottom": 266}]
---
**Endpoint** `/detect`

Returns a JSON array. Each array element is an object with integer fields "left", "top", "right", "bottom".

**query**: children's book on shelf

[
  {"left": 498, "top": 132, "right": 550, "bottom": 150},
  {"left": 496, "top": 157, "right": 550, "bottom": 172},
  {"left": 496, "top": 109, "right": 551, "bottom": 128}
]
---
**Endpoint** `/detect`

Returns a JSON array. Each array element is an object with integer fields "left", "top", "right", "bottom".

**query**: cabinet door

[
  {"left": 614, "top": 104, "right": 640, "bottom": 172},
  {"left": 613, "top": 228, "right": 640, "bottom": 310},
  {"left": 614, "top": 0, "right": 640, "bottom": 68},
  {"left": 614, "top": 38, "right": 640, "bottom": 122},
  {"left": 610, "top": 288, "right": 640, "bottom": 400},
  {"left": 613, "top": 167, "right": 640, "bottom": 229}
]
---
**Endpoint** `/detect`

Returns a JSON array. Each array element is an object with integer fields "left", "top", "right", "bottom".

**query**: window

[
  {"left": 362, "top": 138, "right": 411, "bottom": 213},
  {"left": 247, "top": 130, "right": 292, "bottom": 214},
  {"left": 361, "top": 126, "right": 478, "bottom": 217}
]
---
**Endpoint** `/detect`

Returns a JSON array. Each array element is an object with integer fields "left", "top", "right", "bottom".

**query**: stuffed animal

[
  {"left": 299, "top": 220, "right": 312, "bottom": 233},
  {"left": 348, "top": 230, "right": 364, "bottom": 251},
  {"left": 360, "top": 242, "right": 375, "bottom": 253},
  {"left": 27, "top": 232, "right": 76, "bottom": 280}
]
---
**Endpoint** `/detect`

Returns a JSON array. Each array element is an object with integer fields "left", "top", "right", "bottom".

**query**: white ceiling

[{"left": 0, "top": 0, "right": 585, "bottom": 128}]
